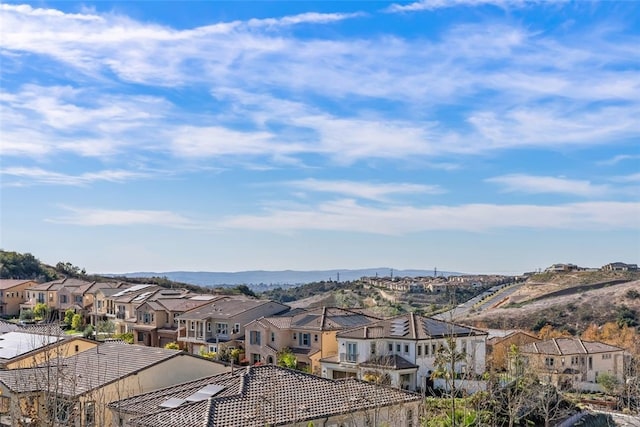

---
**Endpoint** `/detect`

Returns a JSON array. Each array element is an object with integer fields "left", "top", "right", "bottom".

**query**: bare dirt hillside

[{"left": 463, "top": 274, "right": 640, "bottom": 333}]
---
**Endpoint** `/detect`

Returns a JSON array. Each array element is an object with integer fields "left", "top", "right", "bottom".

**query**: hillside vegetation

[{"left": 466, "top": 270, "right": 640, "bottom": 335}]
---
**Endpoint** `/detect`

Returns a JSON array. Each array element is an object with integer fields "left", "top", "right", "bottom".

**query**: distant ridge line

[{"left": 104, "top": 268, "right": 463, "bottom": 287}]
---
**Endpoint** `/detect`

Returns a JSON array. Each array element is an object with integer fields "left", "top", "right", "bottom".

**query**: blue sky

[{"left": 1, "top": 0, "right": 638, "bottom": 275}]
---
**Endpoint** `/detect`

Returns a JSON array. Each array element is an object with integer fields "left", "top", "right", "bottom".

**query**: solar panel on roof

[
  {"left": 112, "top": 284, "right": 151, "bottom": 297},
  {"left": 184, "top": 384, "right": 226, "bottom": 402},
  {"left": 390, "top": 319, "right": 409, "bottom": 336},
  {"left": 332, "top": 315, "right": 371, "bottom": 327},
  {"left": 159, "top": 397, "right": 186, "bottom": 408}
]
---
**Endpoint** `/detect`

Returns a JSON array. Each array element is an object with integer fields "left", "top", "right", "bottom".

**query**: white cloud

[
  {"left": 386, "top": 0, "right": 529, "bottom": 13},
  {"left": 0, "top": 167, "right": 152, "bottom": 186},
  {"left": 220, "top": 200, "right": 639, "bottom": 234},
  {"left": 1, "top": 4, "right": 638, "bottom": 165},
  {"left": 486, "top": 174, "right": 610, "bottom": 197},
  {"left": 609, "top": 173, "right": 640, "bottom": 184},
  {"left": 285, "top": 179, "right": 444, "bottom": 201},
  {"left": 47, "top": 206, "right": 196, "bottom": 228},
  {"left": 597, "top": 154, "right": 640, "bottom": 166}
]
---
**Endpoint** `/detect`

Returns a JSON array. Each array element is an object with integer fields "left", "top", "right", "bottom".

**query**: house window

[
  {"left": 49, "top": 292, "right": 53, "bottom": 301},
  {"left": 271, "top": 332, "right": 275, "bottom": 342},
  {"left": 60, "top": 295, "right": 68, "bottom": 304},
  {"left": 75, "top": 345, "right": 79, "bottom": 352},
  {"left": 417, "top": 345, "right": 422, "bottom": 356},
  {"left": 432, "top": 344, "right": 436, "bottom": 354},
  {"left": 314, "top": 334, "right": 318, "bottom": 342},
  {"left": 404, "top": 344, "right": 409, "bottom": 354},
  {"left": 299, "top": 333, "right": 311, "bottom": 347},
  {"left": 138, "top": 332, "right": 145, "bottom": 342},
  {"left": 216, "top": 323, "right": 228, "bottom": 336},
  {"left": 85, "top": 401, "right": 95, "bottom": 426},
  {"left": 250, "top": 331, "right": 261, "bottom": 345},
  {"left": 190, "top": 321, "right": 194, "bottom": 331},
  {"left": 293, "top": 333, "right": 297, "bottom": 340},
  {"left": 75, "top": 295, "right": 83, "bottom": 304},
  {"left": 588, "top": 357, "right": 593, "bottom": 370},
  {"left": 55, "top": 399, "right": 73, "bottom": 422},
  {"left": 252, "top": 353, "right": 262, "bottom": 364},
  {"left": 461, "top": 340, "right": 467, "bottom": 354},
  {"left": 388, "top": 343, "right": 393, "bottom": 352},
  {"left": 545, "top": 357, "right": 555, "bottom": 367},
  {"left": 370, "top": 342, "right": 376, "bottom": 356},
  {"left": 346, "top": 342, "right": 358, "bottom": 362},
  {"left": 396, "top": 344, "right": 401, "bottom": 353},
  {"left": 602, "top": 354, "right": 612, "bottom": 360},
  {"left": 233, "top": 323, "right": 241, "bottom": 334},
  {"left": 207, "top": 322, "right": 211, "bottom": 332},
  {"left": 425, "top": 344, "right": 429, "bottom": 356}
]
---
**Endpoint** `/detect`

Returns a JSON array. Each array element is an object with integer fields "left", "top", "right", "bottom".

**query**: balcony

[
  {"left": 339, "top": 353, "right": 359, "bottom": 363},
  {"left": 116, "top": 312, "right": 126, "bottom": 320}
]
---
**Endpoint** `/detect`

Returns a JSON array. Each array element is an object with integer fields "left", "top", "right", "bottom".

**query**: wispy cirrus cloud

[
  {"left": 285, "top": 179, "right": 444, "bottom": 201},
  {"left": 386, "top": 0, "right": 530, "bottom": 13},
  {"left": 597, "top": 154, "right": 640, "bottom": 166},
  {"left": 47, "top": 206, "right": 197, "bottom": 228},
  {"left": 609, "top": 173, "right": 640, "bottom": 184},
  {"left": 485, "top": 174, "right": 610, "bottom": 197},
  {"left": 1, "top": 3, "right": 638, "bottom": 168},
  {"left": 0, "top": 167, "right": 153, "bottom": 186},
  {"left": 221, "top": 200, "right": 640, "bottom": 234}
]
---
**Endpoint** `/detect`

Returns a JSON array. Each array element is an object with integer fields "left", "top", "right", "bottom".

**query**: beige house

[
  {"left": 132, "top": 296, "right": 217, "bottom": 347},
  {"left": 21, "top": 278, "right": 96, "bottom": 320},
  {"left": 0, "top": 342, "right": 230, "bottom": 426},
  {"left": 321, "top": 313, "right": 487, "bottom": 392},
  {"left": 0, "top": 280, "right": 36, "bottom": 317},
  {"left": 486, "top": 330, "right": 540, "bottom": 372},
  {"left": 520, "top": 338, "right": 625, "bottom": 390},
  {"left": 111, "top": 364, "right": 422, "bottom": 427},
  {"left": 244, "top": 307, "right": 380, "bottom": 373},
  {"left": 176, "top": 296, "right": 289, "bottom": 355},
  {"left": 0, "top": 333, "right": 97, "bottom": 369}
]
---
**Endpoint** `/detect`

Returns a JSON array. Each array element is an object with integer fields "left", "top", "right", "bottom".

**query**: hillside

[
  {"left": 460, "top": 271, "right": 640, "bottom": 333},
  {"left": 110, "top": 268, "right": 461, "bottom": 288}
]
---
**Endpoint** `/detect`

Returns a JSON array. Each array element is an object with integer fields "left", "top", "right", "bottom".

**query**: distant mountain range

[{"left": 108, "top": 268, "right": 461, "bottom": 288}]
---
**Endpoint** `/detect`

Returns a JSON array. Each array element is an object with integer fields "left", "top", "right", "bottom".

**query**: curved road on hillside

[{"left": 433, "top": 282, "right": 525, "bottom": 321}]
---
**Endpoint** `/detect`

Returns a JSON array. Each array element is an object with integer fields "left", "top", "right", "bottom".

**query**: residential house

[
  {"left": 0, "top": 280, "right": 36, "bottom": 317},
  {"left": 88, "top": 283, "right": 131, "bottom": 327},
  {"left": 520, "top": 338, "right": 625, "bottom": 391},
  {"left": 244, "top": 306, "right": 380, "bottom": 374},
  {"left": 177, "top": 296, "right": 289, "bottom": 356},
  {"left": 110, "top": 364, "right": 422, "bottom": 427},
  {"left": 132, "top": 295, "right": 218, "bottom": 347},
  {"left": 0, "top": 331, "right": 97, "bottom": 369},
  {"left": 0, "top": 342, "right": 230, "bottom": 427},
  {"left": 103, "top": 284, "right": 163, "bottom": 334},
  {"left": 320, "top": 313, "right": 487, "bottom": 392},
  {"left": 485, "top": 330, "right": 541, "bottom": 373},
  {"left": 20, "top": 278, "right": 95, "bottom": 320},
  {"left": 601, "top": 262, "right": 638, "bottom": 272},
  {"left": 545, "top": 263, "right": 580, "bottom": 273}
]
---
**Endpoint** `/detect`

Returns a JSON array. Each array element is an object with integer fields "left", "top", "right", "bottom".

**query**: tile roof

[
  {"left": 176, "top": 297, "right": 288, "bottom": 321},
  {"left": 117, "top": 365, "right": 421, "bottom": 427},
  {"left": 520, "top": 338, "right": 624, "bottom": 356},
  {"left": 0, "top": 342, "right": 182, "bottom": 397},
  {"left": 360, "top": 354, "right": 418, "bottom": 370},
  {"left": 254, "top": 306, "right": 379, "bottom": 332},
  {"left": 0, "top": 279, "right": 35, "bottom": 290},
  {"left": 337, "top": 312, "right": 487, "bottom": 340}
]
